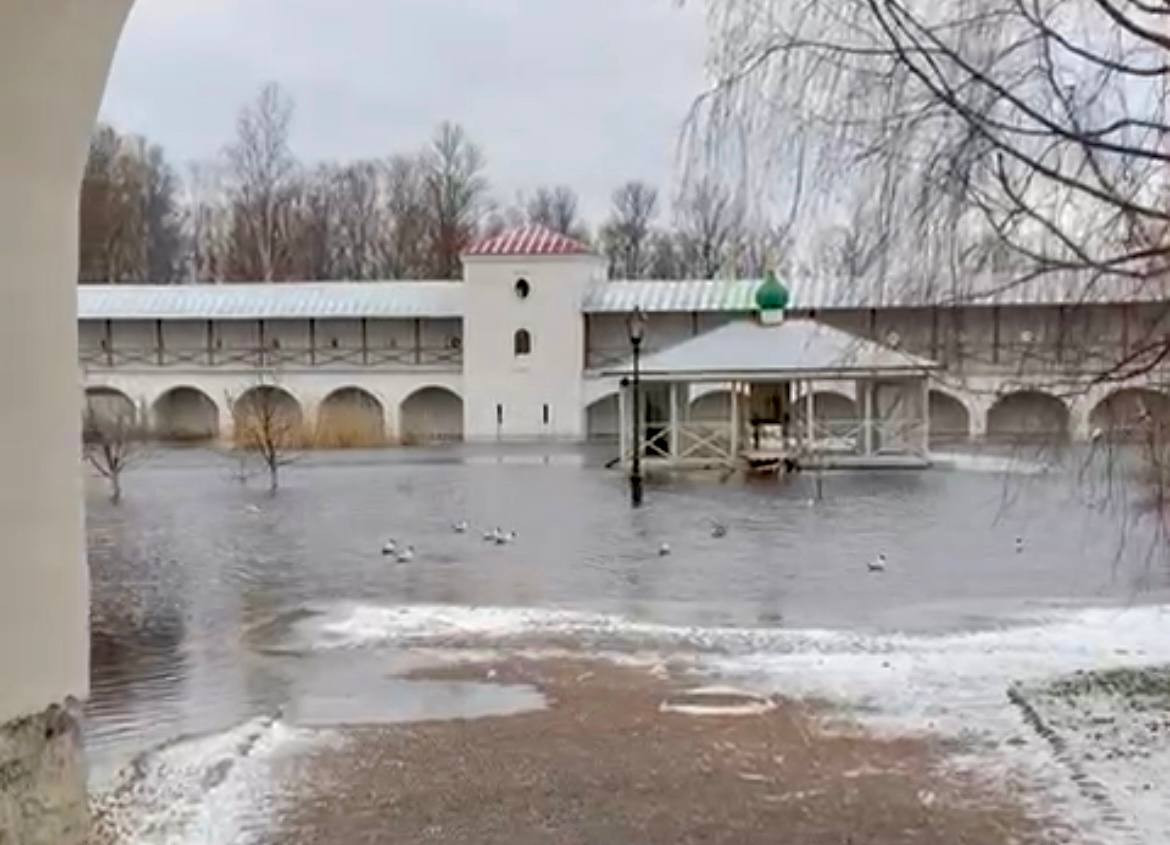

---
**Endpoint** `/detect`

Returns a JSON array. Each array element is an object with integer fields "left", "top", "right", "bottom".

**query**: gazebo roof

[{"left": 603, "top": 318, "right": 938, "bottom": 381}]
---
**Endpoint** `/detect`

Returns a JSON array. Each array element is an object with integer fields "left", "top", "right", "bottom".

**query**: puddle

[{"left": 285, "top": 678, "right": 546, "bottom": 727}]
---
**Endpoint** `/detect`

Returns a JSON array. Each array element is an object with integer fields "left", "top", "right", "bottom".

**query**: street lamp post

[{"left": 627, "top": 307, "right": 647, "bottom": 507}]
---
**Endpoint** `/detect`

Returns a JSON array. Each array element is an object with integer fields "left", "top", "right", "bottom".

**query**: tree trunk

[
  {"left": 268, "top": 463, "right": 279, "bottom": 494},
  {"left": 110, "top": 473, "right": 122, "bottom": 504}
]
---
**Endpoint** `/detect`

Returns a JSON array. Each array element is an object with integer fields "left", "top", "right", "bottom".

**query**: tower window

[
  {"left": 515, "top": 278, "right": 530, "bottom": 299},
  {"left": 514, "top": 329, "right": 532, "bottom": 357},
  {"left": 543, "top": 403, "right": 550, "bottom": 425}
]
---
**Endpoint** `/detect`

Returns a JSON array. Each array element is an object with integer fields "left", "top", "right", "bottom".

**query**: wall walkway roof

[
  {"left": 78, "top": 282, "right": 465, "bottom": 320},
  {"left": 77, "top": 273, "right": 1170, "bottom": 321}
]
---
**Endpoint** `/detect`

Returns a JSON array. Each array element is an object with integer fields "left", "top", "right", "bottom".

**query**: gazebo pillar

[
  {"left": 729, "top": 381, "right": 740, "bottom": 458},
  {"left": 920, "top": 377, "right": 931, "bottom": 455},
  {"left": 618, "top": 385, "right": 629, "bottom": 466},
  {"left": 862, "top": 380, "right": 875, "bottom": 456},
  {"left": 668, "top": 381, "right": 681, "bottom": 464},
  {"left": 804, "top": 381, "right": 815, "bottom": 447}
]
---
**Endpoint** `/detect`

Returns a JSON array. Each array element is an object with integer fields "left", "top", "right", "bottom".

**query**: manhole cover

[{"left": 659, "top": 686, "right": 775, "bottom": 717}]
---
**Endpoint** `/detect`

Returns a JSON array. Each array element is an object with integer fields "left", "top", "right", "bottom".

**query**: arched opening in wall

[
  {"left": 317, "top": 387, "right": 386, "bottom": 448},
  {"left": 1088, "top": 387, "right": 1170, "bottom": 442},
  {"left": 986, "top": 390, "right": 1069, "bottom": 444},
  {"left": 83, "top": 387, "right": 138, "bottom": 440},
  {"left": 151, "top": 386, "right": 219, "bottom": 442},
  {"left": 514, "top": 329, "right": 532, "bottom": 357},
  {"left": 232, "top": 385, "right": 306, "bottom": 449},
  {"left": 400, "top": 386, "right": 463, "bottom": 444},
  {"left": 794, "top": 392, "right": 859, "bottom": 438},
  {"left": 928, "top": 390, "right": 970, "bottom": 444},
  {"left": 585, "top": 394, "right": 619, "bottom": 440},
  {"left": 690, "top": 390, "right": 733, "bottom": 422}
]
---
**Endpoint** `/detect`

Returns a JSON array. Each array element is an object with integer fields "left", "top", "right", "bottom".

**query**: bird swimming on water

[
  {"left": 711, "top": 523, "right": 728, "bottom": 539},
  {"left": 658, "top": 542, "right": 672, "bottom": 556},
  {"left": 494, "top": 529, "right": 517, "bottom": 545},
  {"left": 452, "top": 520, "right": 469, "bottom": 534},
  {"left": 395, "top": 545, "right": 415, "bottom": 563},
  {"left": 867, "top": 553, "right": 887, "bottom": 573},
  {"left": 381, "top": 539, "right": 397, "bottom": 555},
  {"left": 1015, "top": 536, "right": 1024, "bottom": 553}
]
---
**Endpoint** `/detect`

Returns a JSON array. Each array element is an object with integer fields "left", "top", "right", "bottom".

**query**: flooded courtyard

[{"left": 85, "top": 445, "right": 1170, "bottom": 843}]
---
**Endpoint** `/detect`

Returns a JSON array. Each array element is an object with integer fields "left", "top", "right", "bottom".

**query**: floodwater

[{"left": 84, "top": 443, "right": 1170, "bottom": 839}]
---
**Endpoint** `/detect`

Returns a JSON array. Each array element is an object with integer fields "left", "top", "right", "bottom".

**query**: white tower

[{"left": 461, "top": 226, "right": 607, "bottom": 441}]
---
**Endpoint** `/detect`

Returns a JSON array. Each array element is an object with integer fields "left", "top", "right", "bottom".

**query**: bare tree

[
  {"left": 382, "top": 154, "right": 431, "bottom": 278},
  {"left": 422, "top": 122, "right": 489, "bottom": 279},
  {"left": 138, "top": 140, "right": 184, "bottom": 281},
  {"left": 676, "top": 178, "right": 743, "bottom": 278},
  {"left": 224, "top": 83, "right": 301, "bottom": 281},
  {"left": 289, "top": 164, "right": 338, "bottom": 280},
  {"left": 602, "top": 180, "right": 660, "bottom": 278},
  {"left": 83, "top": 402, "right": 146, "bottom": 504},
  {"left": 228, "top": 376, "right": 303, "bottom": 493},
  {"left": 183, "top": 161, "right": 232, "bottom": 282},
  {"left": 526, "top": 185, "right": 584, "bottom": 237},
  {"left": 79, "top": 126, "right": 143, "bottom": 282},
  {"left": 645, "top": 230, "right": 687, "bottom": 279},
  {"left": 79, "top": 125, "right": 183, "bottom": 283},
  {"left": 693, "top": 0, "right": 1170, "bottom": 323},
  {"left": 331, "top": 161, "right": 387, "bottom": 279},
  {"left": 482, "top": 204, "right": 526, "bottom": 239}
]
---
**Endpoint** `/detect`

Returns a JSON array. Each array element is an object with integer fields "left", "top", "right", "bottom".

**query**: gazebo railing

[
  {"left": 751, "top": 418, "right": 927, "bottom": 456},
  {"left": 678, "top": 422, "right": 734, "bottom": 462}
]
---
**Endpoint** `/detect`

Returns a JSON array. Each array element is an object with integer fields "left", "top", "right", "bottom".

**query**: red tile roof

[{"left": 464, "top": 225, "right": 593, "bottom": 257}]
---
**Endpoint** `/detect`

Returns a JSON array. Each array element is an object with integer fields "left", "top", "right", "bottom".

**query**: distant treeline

[{"left": 79, "top": 83, "right": 784, "bottom": 284}]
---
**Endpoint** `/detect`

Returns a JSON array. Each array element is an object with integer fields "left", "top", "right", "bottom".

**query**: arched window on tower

[{"left": 514, "top": 329, "right": 532, "bottom": 357}]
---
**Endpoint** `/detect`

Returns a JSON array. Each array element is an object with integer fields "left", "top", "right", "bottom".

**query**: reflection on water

[{"left": 85, "top": 444, "right": 1170, "bottom": 786}]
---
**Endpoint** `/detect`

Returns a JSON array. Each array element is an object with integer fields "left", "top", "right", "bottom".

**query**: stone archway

[
  {"left": 794, "top": 392, "right": 858, "bottom": 424},
  {"left": 1088, "top": 387, "right": 1170, "bottom": 441},
  {"left": 689, "top": 390, "right": 733, "bottom": 422},
  {"left": 986, "top": 390, "right": 1070, "bottom": 443},
  {"left": 317, "top": 387, "right": 386, "bottom": 448},
  {"left": 152, "top": 386, "right": 219, "bottom": 442},
  {"left": 232, "top": 385, "right": 306, "bottom": 449},
  {"left": 585, "top": 393, "right": 620, "bottom": 440},
  {"left": 3, "top": 6, "right": 148, "bottom": 839},
  {"left": 928, "top": 390, "right": 970, "bottom": 443},
  {"left": 84, "top": 386, "right": 137, "bottom": 427},
  {"left": 400, "top": 386, "right": 463, "bottom": 444}
]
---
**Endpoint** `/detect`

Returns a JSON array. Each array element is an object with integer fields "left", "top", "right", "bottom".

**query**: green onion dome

[{"left": 755, "top": 270, "right": 790, "bottom": 313}]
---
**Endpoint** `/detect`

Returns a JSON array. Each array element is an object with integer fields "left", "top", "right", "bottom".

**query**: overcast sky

[{"left": 99, "top": 0, "right": 710, "bottom": 222}]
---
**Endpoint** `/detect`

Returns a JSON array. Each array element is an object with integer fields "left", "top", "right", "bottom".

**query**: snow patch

[{"left": 88, "top": 716, "right": 324, "bottom": 845}]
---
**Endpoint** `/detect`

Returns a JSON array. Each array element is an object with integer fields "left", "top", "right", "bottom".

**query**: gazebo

[{"left": 605, "top": 274, "right": 939, "bottom": 471}]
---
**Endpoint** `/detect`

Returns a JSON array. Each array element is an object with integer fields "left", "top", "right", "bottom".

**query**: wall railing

[{"left": 80, "top": 345, "right": 462, "bottom": 371}]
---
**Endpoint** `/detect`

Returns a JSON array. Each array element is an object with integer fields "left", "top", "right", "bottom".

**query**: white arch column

[
  {"left": 1068, "top": 392, "right": 1097, "bottom": 442},
  {"left": 0, "top": 4, "right": 133, "bottom": 842}
]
